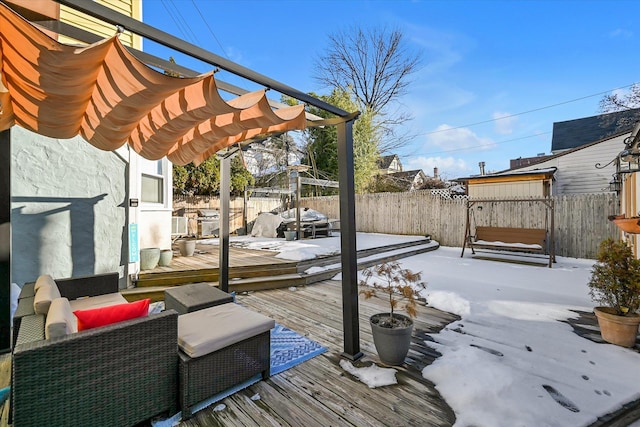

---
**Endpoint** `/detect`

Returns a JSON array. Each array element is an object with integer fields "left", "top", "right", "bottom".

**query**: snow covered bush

[{"left": 588, "top": 238, "right": 640, "bottom": 315}]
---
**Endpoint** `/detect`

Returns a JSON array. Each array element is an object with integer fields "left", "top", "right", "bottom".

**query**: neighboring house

[
  {"left": 377, "top": 154, "right": 402, "bottom": 174},
  {"left": 375, "top": 155, "right": 432, "bottom": 192},
  {"left": 8, "top": 0, "right": 171, "bottom": 288},
  {"left": 504, "top": 132, "right": 629, "bottom": 195},
  {"left": 375, "top": 169, "right": 428, "bottom": 192},
  {"left": 550, "top": 108, "right": 640, "bottom": 153},
  {"left": 510, "top": 153, "right": 553, "bottom": 169},
  {"left": 469, "top": 111, "right": 638, "bottom": 197}
]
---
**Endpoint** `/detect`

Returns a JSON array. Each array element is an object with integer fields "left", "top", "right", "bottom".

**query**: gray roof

[
  {"left": 377, "top": 169, "right": 425, "bottom": 190},
  {"left": 551, "top": 108, "right": 640, "bottom": 152},
  {"left": 457, "top": 167, "right": 557, "bottom": 182}
]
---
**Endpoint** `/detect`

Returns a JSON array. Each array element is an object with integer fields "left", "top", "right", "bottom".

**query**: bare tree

[
  {"left": 314, "top": 26, "right": 421, "bottom": 151},
  {"left": 599, "top": 83, "right": 640, "bottom": 131}
]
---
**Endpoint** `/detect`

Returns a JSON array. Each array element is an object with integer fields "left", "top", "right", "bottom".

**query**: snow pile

[{"left": 339, "top": 360, "right": 398, "bottom": 388}]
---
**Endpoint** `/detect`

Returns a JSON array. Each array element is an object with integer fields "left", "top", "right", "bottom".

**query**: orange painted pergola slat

[{"left": 0, "top": 3, "right": 306, "bottom": 166}]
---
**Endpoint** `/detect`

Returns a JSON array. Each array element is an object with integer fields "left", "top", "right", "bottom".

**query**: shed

[{"left": 457, "top": 168, "right": 556, "bottom": 199}]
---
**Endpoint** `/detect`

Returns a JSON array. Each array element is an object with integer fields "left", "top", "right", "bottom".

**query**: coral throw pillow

[{"left": 74, "top": 299, "right": 150, "bottom": 331}]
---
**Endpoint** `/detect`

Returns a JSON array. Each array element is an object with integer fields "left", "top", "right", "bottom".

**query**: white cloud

[
  {"left": 405, "top": 155, "right": 470, "bottom": 180},
  {"left": 609, "top": 28, "right": 633, "bottom": 39},
  {"left": 492, "top": 111, "right": 517, "bottom": 135},
  {"left": 426, "top": 125, "right": 496, "bottom": 151}
]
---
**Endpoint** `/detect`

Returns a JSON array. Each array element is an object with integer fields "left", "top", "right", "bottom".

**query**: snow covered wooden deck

[
  {"left": 175, "top": 279, "right": 459, "bottom": 426},
  {"left": 0, "top": 279, "right": 458, "bottom": 426}
]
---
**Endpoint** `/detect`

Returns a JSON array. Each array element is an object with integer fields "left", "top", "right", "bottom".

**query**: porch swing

[{"left": 460, "top": 198, "right": 556, "bottom": 268}]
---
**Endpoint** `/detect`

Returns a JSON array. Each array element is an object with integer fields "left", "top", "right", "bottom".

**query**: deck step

[
  {"left": 135, "top": 262, "right": 299, "bottom": 287},
  {"left": 122, "top": 241, "right": 438, "bottom": 302}
]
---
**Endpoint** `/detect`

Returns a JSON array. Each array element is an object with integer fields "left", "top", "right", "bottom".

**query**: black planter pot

[{"left": 369, "top": 313, "right": 414, "bottom": 366}]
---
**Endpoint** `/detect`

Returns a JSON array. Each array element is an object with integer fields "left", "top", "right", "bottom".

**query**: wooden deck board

[{"left": 178, "top": 280, "right": 459, "bottom": 426}]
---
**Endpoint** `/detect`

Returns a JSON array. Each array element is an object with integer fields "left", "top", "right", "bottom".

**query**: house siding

[
  {"left": 510, "top": 134, "right": 626, "bottom": 195},
  {"left": 621, "top": 172, "right": 640, "bottom": 258},
  {"left": 60, "top": 0, "right": 141, "bottom": 49}
]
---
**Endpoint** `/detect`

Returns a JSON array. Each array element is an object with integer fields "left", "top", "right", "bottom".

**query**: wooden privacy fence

[
  {"left": 173, "top": 195, "right": 283, "bottom": 234},
  {"left": 173, "top": 192, "right": 620, "bottom": 258},
  {"left": 301, "top": 191, "right": 620, "bottom": 260}
]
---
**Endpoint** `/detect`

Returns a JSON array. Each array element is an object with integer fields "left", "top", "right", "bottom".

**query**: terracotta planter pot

[
  {"left": 370, "top": 313, "right": 414, "bottom": 365},
  {"left": 609, "top": 216, "right": 640, "bottom": 234},
  {"left": 594, "top": 307, "right": 640, "bottom": 348}
]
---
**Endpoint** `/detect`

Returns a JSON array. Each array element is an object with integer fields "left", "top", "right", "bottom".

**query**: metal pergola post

[
  {"left": 337, "top": 120, "right": 363, "bottom": 361},
  {"left": 296, "top": 173, "right": 302, "bottom": 240},
  {"left": 218, "top": 154, "right": 231, "bottom": 293},
  {"left": 0, "top": 130, "right": 10, "bottom": 353}
]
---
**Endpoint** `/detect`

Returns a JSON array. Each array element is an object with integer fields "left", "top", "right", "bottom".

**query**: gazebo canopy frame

[{"left": 0, "top": 0, "right": 363, "bottom": 361}]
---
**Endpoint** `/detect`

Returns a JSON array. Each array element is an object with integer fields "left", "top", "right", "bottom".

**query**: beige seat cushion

[
  {"left": 34, "top": 279, "right": 61, "bottom": 315},
  {"left": 68, "top": 293, "right": 127, "bottom": 311},
  {"left": 45, "top": 297, "right": 78, "bottom": 339},
  {"left": 178, "top": 303, "right": 275, "bottom": 359}
]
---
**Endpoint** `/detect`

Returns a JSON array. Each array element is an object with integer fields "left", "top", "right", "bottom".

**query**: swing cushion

[{"left": 472, "top": 226, "right": 546, "bottom": 251}]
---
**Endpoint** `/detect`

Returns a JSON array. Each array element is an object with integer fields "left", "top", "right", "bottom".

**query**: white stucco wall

[
  {"left": 11, "top": 127, "right": 128, "bottom": 287},
  {"left": 139, "top": 209, "right": 172, "bottom": 250}
]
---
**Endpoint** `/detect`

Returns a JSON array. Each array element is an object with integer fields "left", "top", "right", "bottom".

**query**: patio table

[{"left": 164, "top": 283, "right": 233, "bottom": 315}]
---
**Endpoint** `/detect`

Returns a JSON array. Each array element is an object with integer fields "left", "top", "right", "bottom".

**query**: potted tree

[
  {"left": 359, "top": 261, "right": 427, "bottom": 365},
  {"left": 588, "top": 238, "right": 640, "bottom": 347}
]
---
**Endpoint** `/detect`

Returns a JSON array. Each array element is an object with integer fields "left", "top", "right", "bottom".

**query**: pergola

[{"left": 0, "top": 0, "right": 363, "bottom": 361}]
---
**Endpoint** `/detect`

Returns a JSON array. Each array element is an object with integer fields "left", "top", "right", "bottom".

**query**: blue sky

[{"left": 142, "top": 0, "right": 639, "bottom": 180}]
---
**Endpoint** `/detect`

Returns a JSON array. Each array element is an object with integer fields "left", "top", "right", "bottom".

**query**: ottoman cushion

[{"left": 178, "top": 303, "right": 275, "bottom": 358}]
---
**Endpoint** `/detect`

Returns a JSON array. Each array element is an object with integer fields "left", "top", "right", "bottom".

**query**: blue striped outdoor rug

[{"left": 270, "top": 323, "right": 327, "bottom": 375}]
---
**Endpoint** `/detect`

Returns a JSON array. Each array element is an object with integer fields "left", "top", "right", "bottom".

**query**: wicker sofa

[{"left": 11, "top": 272, "right": 178, "bottom": 427}]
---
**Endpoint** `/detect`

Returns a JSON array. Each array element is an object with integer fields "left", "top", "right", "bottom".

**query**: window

[{"left": 141, "top": 174, "right": 163, "bottom": 204}]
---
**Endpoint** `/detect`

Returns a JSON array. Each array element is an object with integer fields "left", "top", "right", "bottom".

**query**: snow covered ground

[{"left": 200, "top": 232, "right": 640, "bottom": 427}]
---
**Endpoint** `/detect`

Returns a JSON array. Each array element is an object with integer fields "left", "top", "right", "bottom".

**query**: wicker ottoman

[
  {"left": 177, "top": 303, "right": 275, "bottom": 418},
  {"left": 164, "top": 283, "right": 233, "bottom": 315}
]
